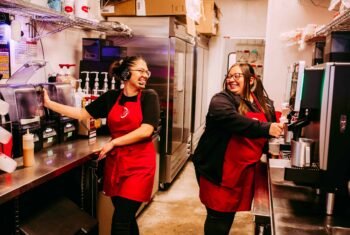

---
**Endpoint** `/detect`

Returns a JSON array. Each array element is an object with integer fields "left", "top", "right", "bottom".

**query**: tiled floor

[{"left": 137, "top": 161, "right": 255, "bottom": 235}]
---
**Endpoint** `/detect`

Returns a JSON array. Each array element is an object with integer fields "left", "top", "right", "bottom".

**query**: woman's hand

[
  {"left": 98, "top": 140, "right": 116, "bottom": 160},
  {"left": 43, "top": 88, "right": 51, "bottom": 108},
  {"left": 269, "top": 123, "right": 284, "bottom": 137}
]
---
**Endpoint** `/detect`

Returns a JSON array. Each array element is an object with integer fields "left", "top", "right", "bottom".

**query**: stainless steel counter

[
  {"left": 268, "top": 159, "right": 350, "bottom": 235},
  {"left": 0, "top": 136, "right": 110, "bottom": 205},
  {"left": 252, "top": 161, "right": 271, "bottom": 234},
  {"left": 252, "top": 161, "right": 270, "bottom": 220}
]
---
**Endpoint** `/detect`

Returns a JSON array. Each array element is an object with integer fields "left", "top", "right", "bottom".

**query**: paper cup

[
  {"left": 0, "top": 126, "right": 12, "bottom": 144},
  {"left": 269, "top": 139, "right": 280, "bottom": 156},
  {"left": 0, "top": 99, "right": 9, "bottom": 115},
  {"left": 0, "top": 153, "right": 17, "bottom": 173}
]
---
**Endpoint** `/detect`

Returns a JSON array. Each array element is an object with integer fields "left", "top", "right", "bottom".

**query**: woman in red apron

[
  {"left": 43, "top": 56, "right": 160, "bottom": 235},
  {"left": 193, "top": 63, "right": 283, "bottom": 235}
]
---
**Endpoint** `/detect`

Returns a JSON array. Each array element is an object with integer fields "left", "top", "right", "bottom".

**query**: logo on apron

[{"left": 121, "top": 106, "right": 129, "bottom": 118}]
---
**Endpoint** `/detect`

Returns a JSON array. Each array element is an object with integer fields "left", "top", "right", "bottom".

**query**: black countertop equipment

[{"left": 268, "top": 159, "right": 350, "bottom": 235}]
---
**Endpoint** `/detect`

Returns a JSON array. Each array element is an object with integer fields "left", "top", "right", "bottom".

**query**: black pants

[
  {"left": 111, "top": 196, "right": 142, "bottom": 235},
  {"left": 204, "top": 207, "right": 236, "bottom": 235}
]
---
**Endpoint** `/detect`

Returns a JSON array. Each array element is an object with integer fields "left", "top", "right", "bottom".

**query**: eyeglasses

[
  {"left": 130, "top": 69, "right": 151, "bottom": 78},
  {"left": 226, "top": 73, "right": 243, "bottom": 81}
]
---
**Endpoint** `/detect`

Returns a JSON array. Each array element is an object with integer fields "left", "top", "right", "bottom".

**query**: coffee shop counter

[
  {"left": 0, "top": 136, "right": 110, "bottom": 205},
  {"left": 268, "top": 159, "right": 350, "bottom": 235}
]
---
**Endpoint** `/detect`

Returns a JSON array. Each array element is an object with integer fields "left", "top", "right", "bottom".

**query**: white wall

[
  {"left": 263, "top": 0, "right": 332, "bottom": 109},
  {"left": 206, "top": 0, "right": 333, "bottom": 111},
  {"left": 206, "top": 0, "right": 268, "bottom": 106},
  {"left": 218, "top": 0, "right": 268, "bottom": 38}
]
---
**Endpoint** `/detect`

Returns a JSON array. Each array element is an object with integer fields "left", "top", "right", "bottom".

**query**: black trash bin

[{"left": 20, "top": 196, "right": 98, "bottom": 235}]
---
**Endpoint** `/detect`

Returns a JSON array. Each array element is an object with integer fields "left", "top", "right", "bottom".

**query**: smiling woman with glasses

[
  {"left": 43, "top": 56, "right": 160, "bottom": 235},
  {"left": 193, "top": 63, "right": 283, "bottom": 235},
  {"left": 226, "top": 72, "right": 243, "bottom": 81}
]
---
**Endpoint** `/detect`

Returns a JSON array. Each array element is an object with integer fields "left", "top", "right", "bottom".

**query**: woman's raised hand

[
  {"left": 43, "top": 88, "right": 51, "bottom": 108},
  {"left": 269, "top": 123, "right": 284, "bottom": 137}
]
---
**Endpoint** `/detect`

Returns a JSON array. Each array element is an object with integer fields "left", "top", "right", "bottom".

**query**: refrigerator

[
  {"left": 108, "top": 17, "right": 194, "bottom": 189},
  {"left": 190, "top": 35, "right": 209, "bottom": 154}
]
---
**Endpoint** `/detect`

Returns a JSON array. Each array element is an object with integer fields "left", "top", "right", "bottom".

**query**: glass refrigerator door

[
  {"left": 183, "top": 43, "right": 194, "bottom": 142},
  {"left": 193, "top": 47, "right": 204, "bottom": 132},
  {"left": 171, "top": 38, "right": 187, "bottom": 153},
  {"left": 201, "top": 48, "right": 209, "bottom": 127}
]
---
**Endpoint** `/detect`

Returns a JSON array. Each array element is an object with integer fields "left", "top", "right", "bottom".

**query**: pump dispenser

[
  {"left": 22, "top": 129, "right": 35, "bottom": 167},
  {"left": 65, "top": 64, "right": 77, "bottom": 88},
  {"left": 81, "top": 71, "right": 90, "bottom": 94},
  {"left": 101, "top": 72, "right": 108, "bottom": 92},
  {"left": 74, "top": 79, "right": 85, "bottom": 108},
  {"left": 56, "top": 64, "right": 66, "bottom": 83},
  {"left": 90, "top": 71, "right": 99, "bottom": 96},
  {"left": 111, "top": 76, "right": 116, "bottom": 90}
]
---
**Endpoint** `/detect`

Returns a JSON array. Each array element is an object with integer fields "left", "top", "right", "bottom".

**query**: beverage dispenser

[
  {"left": 284, "top": 62, "right": 350, "bottom": 215},
  {"left": 0, "top": 84, "right": 43, "bottom": 158},
  {"left": 33, "top": 84, "right": 59, "bottom": 149},
  {"left": 41, "top": 83, "right": 78, "bottom": 143}
]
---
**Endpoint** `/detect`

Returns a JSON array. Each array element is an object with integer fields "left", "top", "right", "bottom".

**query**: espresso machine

[
  {"left": 0, "top": 84, "right": 43, "bottom": 158},
  {"left": 284, "top": 62, "right": 350, "bottom": 215},
  {"left": 41, "top": 83, "right": 78, "bottom": 143}
]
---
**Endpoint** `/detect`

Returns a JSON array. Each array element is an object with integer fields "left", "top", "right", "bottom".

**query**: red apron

[
  {"left": 200, "top": 95, "right": 268, "bottom": 212},
  {"left": 103, "top": 91, "right": 156, "bottom": 202}
]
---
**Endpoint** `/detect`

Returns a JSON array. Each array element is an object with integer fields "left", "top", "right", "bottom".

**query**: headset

[{"left": 120, "top": 67, "right": 131, "bottom": 81}]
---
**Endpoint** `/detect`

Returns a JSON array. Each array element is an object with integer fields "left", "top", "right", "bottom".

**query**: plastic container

[
  {"left": 23, "top": 129, "right": 35, "bottom": 167},
  {"left": 268, "top": 138, "right": 280, "bottom": 157},
  {"left": 48, "top": 0, "right": 62, "bottom": 12},
  {"left": 0, "top": 99, "right": 10, "bottom": 115},
  {"left": 0, "top": 126, "right": 12, "bottom": 144},
  {"left": 0, "top": 153, "right": 17, "bottom": 173},
  {"left": 63, "top": 0, "right": 75, "bottom": 15},
  {"left": 75, "top": 0, "right": 89, "bottom": 19}
]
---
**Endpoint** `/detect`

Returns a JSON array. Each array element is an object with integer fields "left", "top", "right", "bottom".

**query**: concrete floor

[{"left": 137, "top": 161, "right": 255, "bottom": 235}]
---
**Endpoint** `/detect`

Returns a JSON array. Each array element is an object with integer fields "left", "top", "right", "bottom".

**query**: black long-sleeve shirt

[{"left": 192, "top": 90, "right": 272, "bottom": 185}]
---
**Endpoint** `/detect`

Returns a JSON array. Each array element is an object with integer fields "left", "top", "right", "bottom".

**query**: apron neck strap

[{"left": 251, "top": 92, "right": 264, "bottom": 114}]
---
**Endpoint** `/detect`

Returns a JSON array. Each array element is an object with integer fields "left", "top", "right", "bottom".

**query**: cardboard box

[
  {"left": 186, "top": 16, "right": 196, "bottom": 36},
  {"left": 101, "top": 0, "right": 136, "bottom": 16},
  {"left": 196, "top": 0, "right": 219, "bottom": 35},
  {"left": 136, "top": 0, "right": 186, "bottom": 16}
]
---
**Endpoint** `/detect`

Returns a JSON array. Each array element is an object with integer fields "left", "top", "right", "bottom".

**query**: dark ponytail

[{"left": 109, "top": 56, "right": 144, "bottom": 81}]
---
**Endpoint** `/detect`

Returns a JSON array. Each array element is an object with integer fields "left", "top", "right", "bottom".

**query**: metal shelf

[
  {"left": 0, "top": 0, "right": 132, "bottom": 40},
  {"left": 315, "top": 8, "right": 350, "bottom": 36}
]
